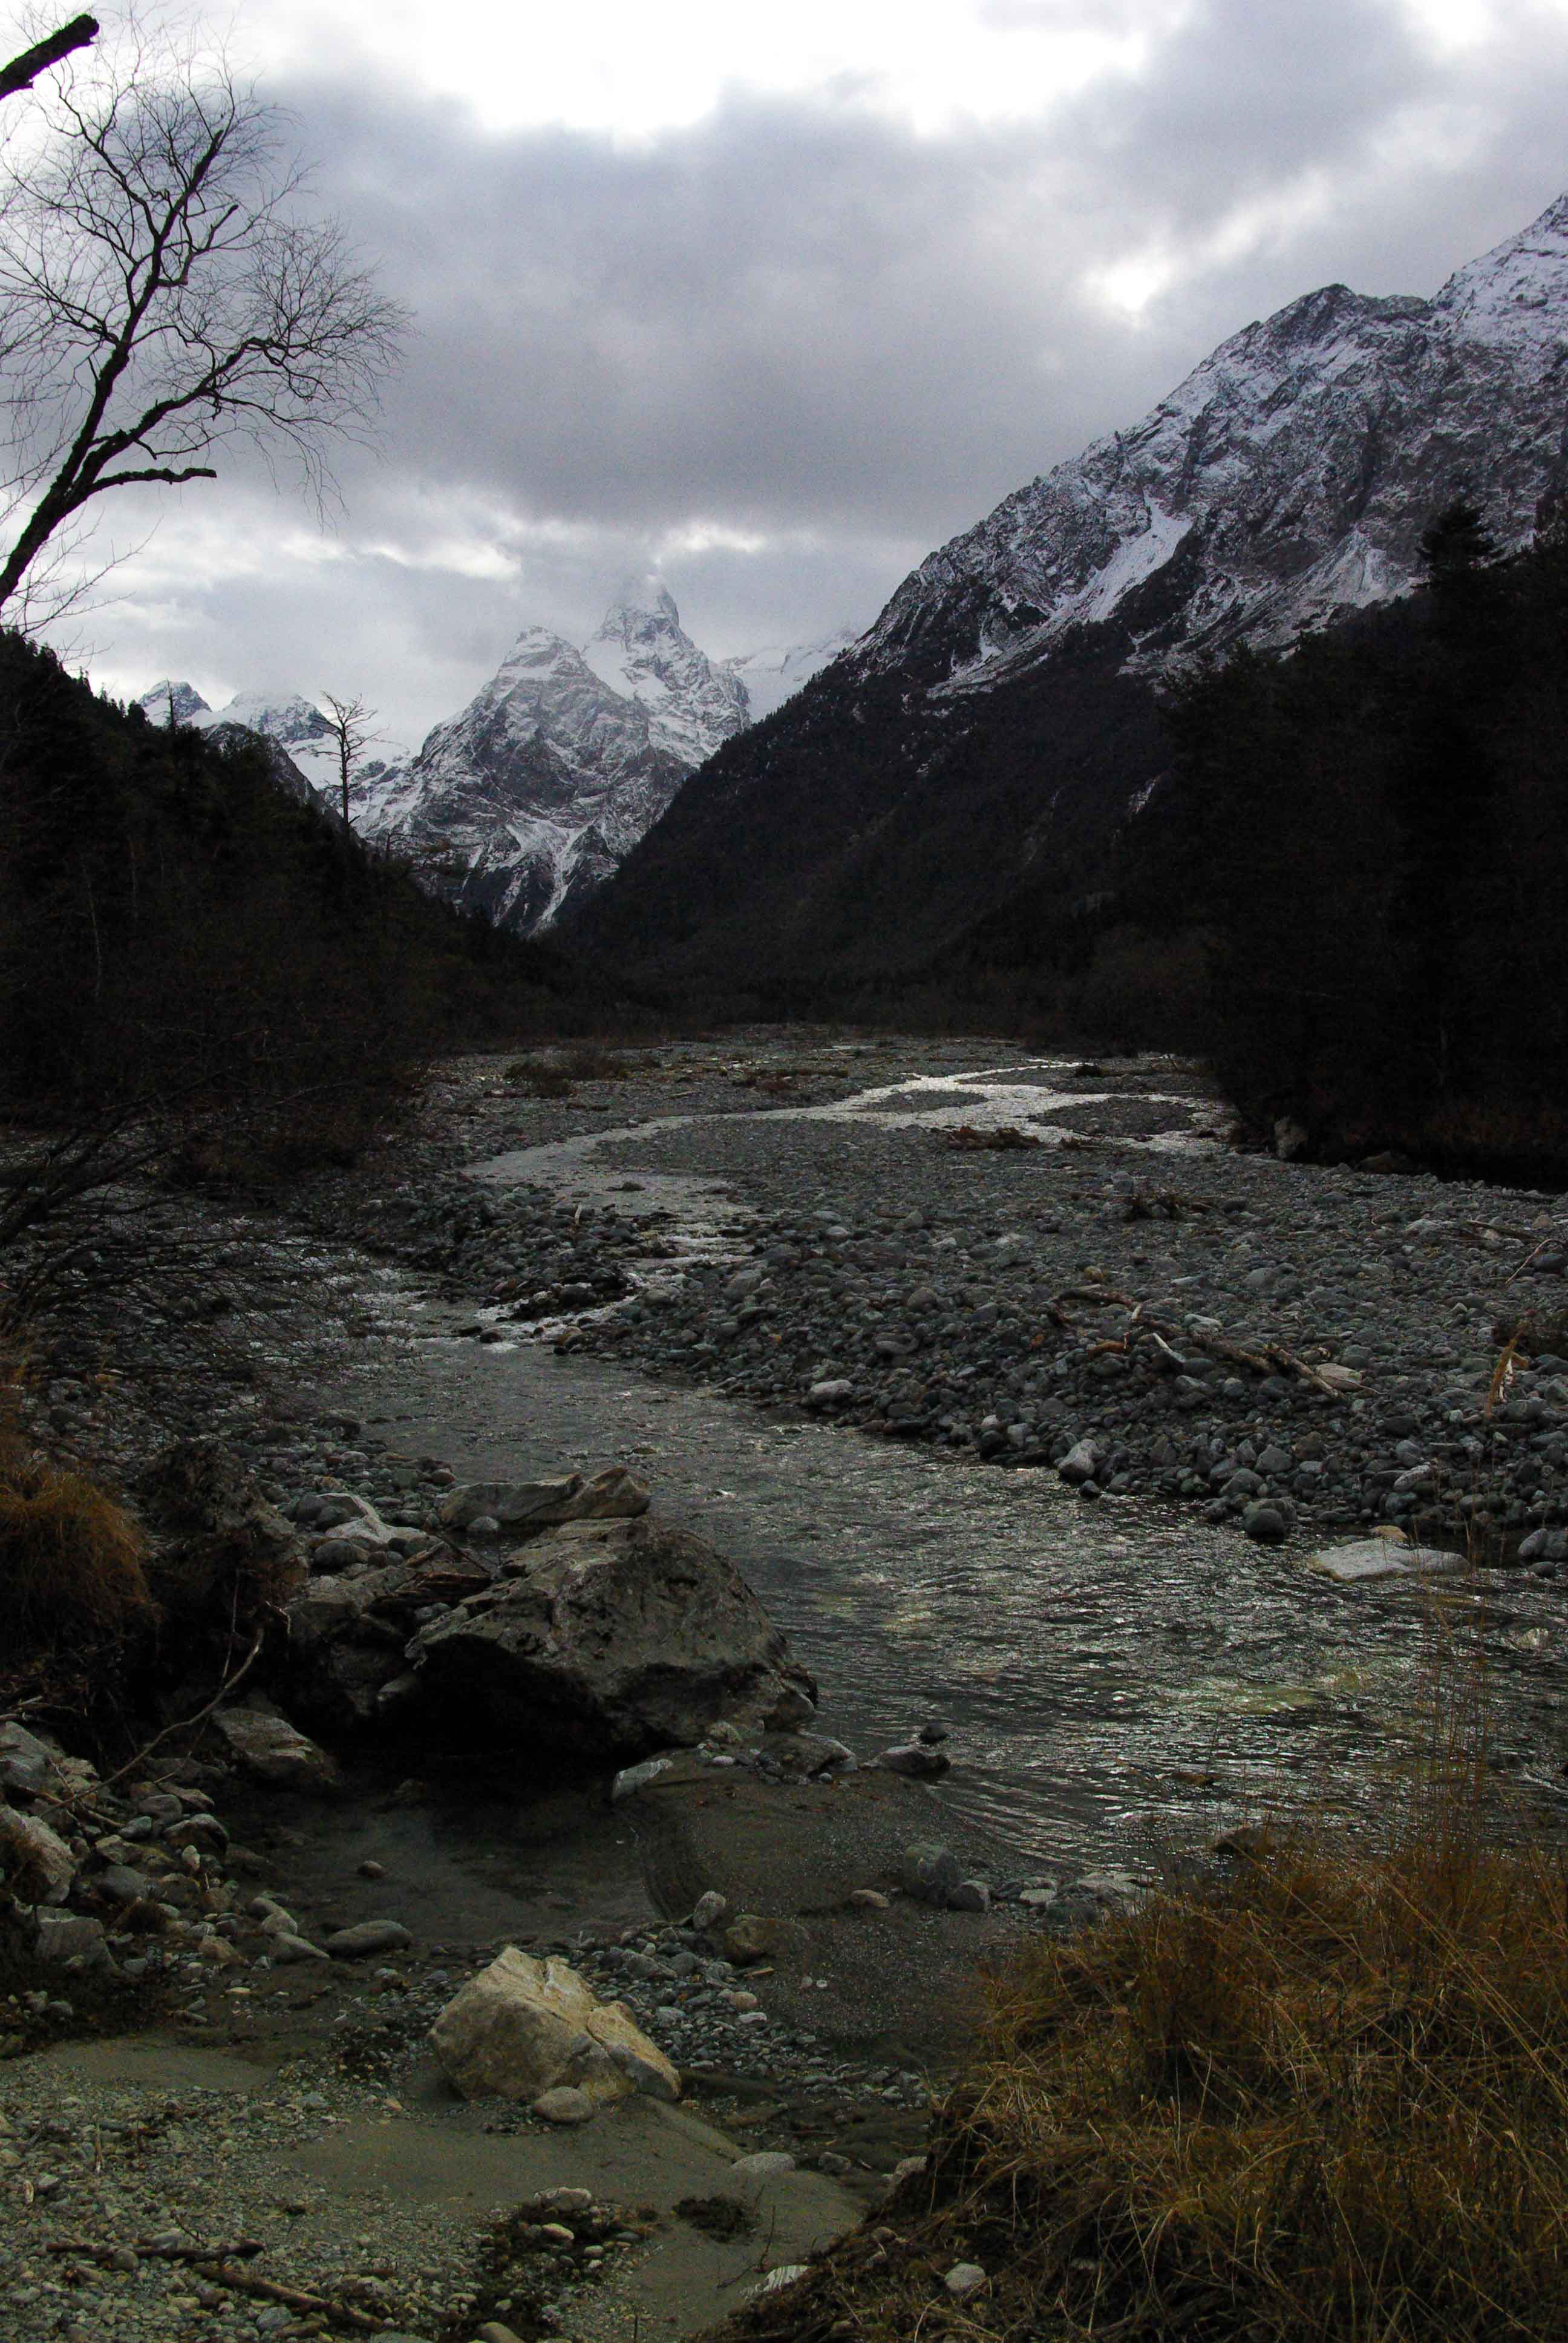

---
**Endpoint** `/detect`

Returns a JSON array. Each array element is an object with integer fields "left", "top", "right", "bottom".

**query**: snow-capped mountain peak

[
  {"left": 580, "top": 579, "right": 749, "bottom": 765},
  {"left": 721, "top": 628, "right": 860, "bottom": 720},
  {"left": 1432, "top": 191, "right": 1568, "bottom": 364},
  {"left": 333, "top": 584, "right": 865, "bottom": 932},
  {"left": 136, "top": 679, "right": 210, "bottom": 726}
]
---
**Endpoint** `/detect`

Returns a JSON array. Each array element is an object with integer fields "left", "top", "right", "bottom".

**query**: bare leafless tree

[
  {"left": 0, "top": 22, "right": 408, "bottom": 621},
  {"left": 319, "top": 689, "right": 377, "bottom": 829},
  {"left": 0, "top": 13, "right": 97, "bottom": 105}
]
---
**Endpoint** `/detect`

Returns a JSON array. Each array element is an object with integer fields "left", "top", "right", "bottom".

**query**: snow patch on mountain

[{"left": 721, "top": 628, "right": 859, "bottom": 720}]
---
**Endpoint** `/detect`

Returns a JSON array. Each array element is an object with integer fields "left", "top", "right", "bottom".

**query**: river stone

[
  {"left": 723, "top": 1914, "right": 799, "bottom": 1966},
  {"left": 439, "top": 1467, "right": 649, "bottom": 1534},
  {"left": 1057, "top": 1437, "right": 1103, "bottom": 1486},
  {"left": 212, "top": 1704, "right": 343, "bottom": 1795},
  {"left": 408, "top": 1515, "right": 816, "bottom": 1760},
  {"left": 691, "top": 1890, "right": 728, "bottom": 1932},
  {"left": 326, "top": 1920, "right": 413, "bottom": 1958},
  {"left": 946, "top": 2263, "right": 988, "bottom": 2298},
  {"left": 0, "top": 1806, "right": 76, "bottom": 1904},
  {"left": 880, "top": 1742, "right": 951, "bottom": 1780},
  {"left": 430, "top": 1946, "right": 679, "bottom": 2106},
  {"left": 532, "top": 2086, "right": 595, "bottom": 2125},
  {"left": 729, "top": 2152, "right": 797, "bottom": 2183},
  {"left": 95, "top": 1864, "right": 151, "bottom": 1904},
  {"left": 33, "top": 1910, "right": 108, "bottom": 1964},
  {"left": 1305, "top": 1539, "right": 1466, "bottom": 1584},
  {"left": 900, "top": 1843, "right": 961, "bottom": 1902},
  {"left": 1241, "top": 1502, "right": 1290, "bottom": 1545},
  {"left": 269, "top": 1932, "right": 330, "bottom": 1964}
]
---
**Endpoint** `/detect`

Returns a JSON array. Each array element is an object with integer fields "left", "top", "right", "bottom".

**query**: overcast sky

[{"left": 24, "top": 0, "right": 1568, "bottom": 749}]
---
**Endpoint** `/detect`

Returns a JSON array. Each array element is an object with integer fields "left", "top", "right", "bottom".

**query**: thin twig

[{"left": 96, "top": 1623, "right": 266, "bottom": 1792}]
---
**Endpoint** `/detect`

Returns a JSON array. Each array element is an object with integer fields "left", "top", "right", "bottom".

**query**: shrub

[
  {"left": 708, "top": 1794, "right": 1568, "bottom": 2343},
  {"left": 0, "top": 1441, "right": 151, "bottom": 1649}
]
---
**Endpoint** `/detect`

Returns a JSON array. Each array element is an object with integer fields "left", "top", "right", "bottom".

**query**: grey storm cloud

[
  {"left": 285, "top": 0, "right": 1568, "bottom": 548},
  {"left": 60, "top": 0, "right": 1568, "bottom": 741}
]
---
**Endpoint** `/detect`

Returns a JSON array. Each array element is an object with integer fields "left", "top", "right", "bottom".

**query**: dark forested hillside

[
  {"left": 1117, "top": 505, "right": 1568, "bottom": 1175},
  {"left": 0, "top": 629, "right": 629, "bottom": 1166}
]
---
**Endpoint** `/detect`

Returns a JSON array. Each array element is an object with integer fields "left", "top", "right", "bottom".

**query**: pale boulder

[
  {"left": 0, "top": 1805, "right": 76, "bottom": 1904},
  {"left": 212, "top": 1704, "right": 342, "bottom": 1796},
  {"left": 430, "top": 1947, "right": 680, "bottom": 2108}
]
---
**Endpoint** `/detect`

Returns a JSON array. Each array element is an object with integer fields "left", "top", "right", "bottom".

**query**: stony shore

[{"left": 7, "top": 1029, "right": 1568, "bottom": 2343}]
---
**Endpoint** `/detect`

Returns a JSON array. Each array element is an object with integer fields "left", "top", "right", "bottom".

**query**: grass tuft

[
  {"left": 0, "top": 1436, "right": 151, "bottom": 1650},
  {"left": 707, "top": 1807, "right": 1568, "bottom": 2343}
]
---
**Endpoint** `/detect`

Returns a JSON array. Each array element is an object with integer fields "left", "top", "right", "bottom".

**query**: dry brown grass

[
  {"left": 956, "top": 1827, "right": 1568, "bottom": 2342},
  {"left": 0, "top": 1424, "right": 151, "bottom": 1650},
  {"left": 709, "top": 1771, "right": 1568, "bottom": 2343}
]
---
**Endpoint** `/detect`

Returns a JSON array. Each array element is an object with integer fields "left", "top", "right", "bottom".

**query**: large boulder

[
  {"left": 281, "top": 1561, "right": 423, "bottom": 1727},
  {"left": 430, "top": 1946, "right": 679, "bottom": 2106},
  {"left": 0, "top": 1804, "right": 76, "bottom": 1904},
  {"left": 407, "top": 1515, "right": 816, "bottom": 1758}
]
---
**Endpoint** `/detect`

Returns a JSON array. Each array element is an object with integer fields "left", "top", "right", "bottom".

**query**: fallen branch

[
  {"left": 1042, "top": 1288, "right": 1359, "bottom": 1398},
  {"left": 48, "top": 2235, "right": 264, "bottom": 2266},
  {"left": 193, "top": 2259, "right": 382, "bottom": 2332}
]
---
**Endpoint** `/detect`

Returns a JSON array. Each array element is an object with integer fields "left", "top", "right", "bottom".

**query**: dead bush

[
  {"left": 0, "top": 1441, "right": 151, "bottom": 1649},
  {"left": 708, "top": 1785, "right": 1568, "bottom": 2343}
]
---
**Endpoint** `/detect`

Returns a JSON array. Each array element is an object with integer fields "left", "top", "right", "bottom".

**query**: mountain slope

[{"left": 573, "top": 193, "right": 1568, "bottom": 989}]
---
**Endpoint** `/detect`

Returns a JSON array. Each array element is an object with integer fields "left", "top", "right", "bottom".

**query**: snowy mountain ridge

[
  {"left": 861, "top": 193, "right": 1568, "bottom": 701},
  {"left": 570, "top": 189, "right": 1568, "bottom": 988}
]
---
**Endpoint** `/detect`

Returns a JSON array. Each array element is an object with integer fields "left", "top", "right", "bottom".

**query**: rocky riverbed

[{"left": 8, "top": 1028, "right": 1568, "bottom": 2343}]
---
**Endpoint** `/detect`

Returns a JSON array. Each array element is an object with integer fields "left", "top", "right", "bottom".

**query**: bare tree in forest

[
  {"left": 0, "top": 22, "right": 407, "bottom": 623},
  {"left": 0, "top": 14, "right": 97, "bottom": 104},
  {"left": 319, "top": 690, "right": 377, "bottom": 829}
]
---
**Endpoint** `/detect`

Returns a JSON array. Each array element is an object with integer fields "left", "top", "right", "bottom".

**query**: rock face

[
  {"left": 408, "top": 1516, "right": 817, "bottom": 1758},
  {"left": 574, "top": 190, "right": 1568, "bottom": 988},
  {"left": 429, "top": 1946, "right": 679, "bottom": 2106}
]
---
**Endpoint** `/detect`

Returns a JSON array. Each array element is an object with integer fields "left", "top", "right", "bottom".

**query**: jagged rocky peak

[
  {"left": 136, "top": 679, "right": 210, "bottom": 725},
  {"left": 1432, "top": 190, "right": 1568, "bottom": 362},
  {"left": 348, "top": 580, "right": 832, "bottom": 933},
  {"left": 581, "top": 577, "right": 751, "bottom": 764}
]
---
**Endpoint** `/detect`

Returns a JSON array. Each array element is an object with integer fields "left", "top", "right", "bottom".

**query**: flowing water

[{"left": 323, "top": 1053, "right": 1568, "bottom": 1881}]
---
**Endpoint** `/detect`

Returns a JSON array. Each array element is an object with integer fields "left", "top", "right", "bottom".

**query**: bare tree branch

[
  {"left": 0, "top": 15, "right": 97, "bottom": 105},
  {"left": 0, "top": 28, "right": 408, "bottom": 615}
]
